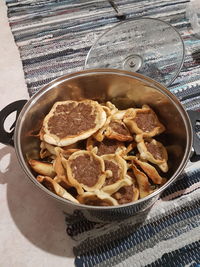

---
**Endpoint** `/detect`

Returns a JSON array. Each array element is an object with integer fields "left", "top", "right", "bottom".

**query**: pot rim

[{"left": 14, "top": 69, "right": 193, "bottom": 210}]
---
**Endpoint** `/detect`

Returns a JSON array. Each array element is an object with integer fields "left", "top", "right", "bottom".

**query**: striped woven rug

[
  {"left": 65, "top": 162, "right": 200, "bottom": 266},
  {"left": 6, "top": 0, "right": 200, "bottom": 266}
]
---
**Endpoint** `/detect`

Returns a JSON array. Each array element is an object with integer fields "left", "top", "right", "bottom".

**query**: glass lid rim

[{"left": 85, "top": 17, "right": 185, "bottom": 87}]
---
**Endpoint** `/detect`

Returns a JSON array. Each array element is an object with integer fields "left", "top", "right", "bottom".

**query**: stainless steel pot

[{"left": 0, "top": 69, "right": 199, "bottom": 222}]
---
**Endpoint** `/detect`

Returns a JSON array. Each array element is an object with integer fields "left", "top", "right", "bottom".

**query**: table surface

[{"left": 0, "top": 2, "right": 75, "bottom": 266}]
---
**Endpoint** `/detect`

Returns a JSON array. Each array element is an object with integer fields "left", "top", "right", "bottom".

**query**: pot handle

[
  {"left": 187, "top": 110, "right": 200, "bottom": 160},
  {"left": 0, "top": 100, "right": 27, "bottom": 147}
]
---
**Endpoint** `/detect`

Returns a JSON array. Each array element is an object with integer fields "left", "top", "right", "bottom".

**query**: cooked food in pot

[
  {"left": 40, "top": 100, "right": 107, "bottom": 146},
  {"left": 112, "top": 185, "right": 139, "bottom": 205},
  {"left": 123, "top": 104, "right": 165, "bottom": 142},
  {"left": 137, "top": 138, "right": 168, "bottom": 172},
  {"left": 28, "top": 99, "right": 168, "bottom": 206},
  {"left": 62, "top": 150, "right": 107, "bottom": 194},
  {"left": 86, "top": 137, "right": 127, "bottom": 156}
]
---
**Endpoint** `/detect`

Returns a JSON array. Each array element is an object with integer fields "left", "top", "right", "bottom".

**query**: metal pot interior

[{"left": 15, "top": 69, "right": 192, "bottom": 208}]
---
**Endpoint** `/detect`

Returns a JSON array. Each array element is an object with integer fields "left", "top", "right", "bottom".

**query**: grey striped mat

[
  {"left": 66, "top": 162, "right": 200, "bottom": 266},
  {"left": 6, "top": 0, "right": 200, "bottom": 266},
  {"left": 6, "top": 0, "right": 200, "bottom": 104}
]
